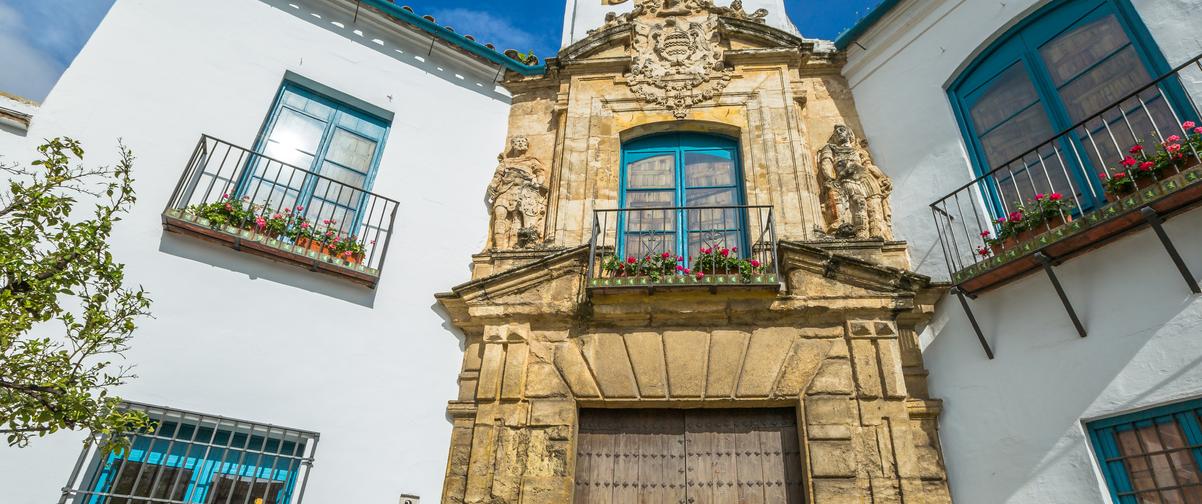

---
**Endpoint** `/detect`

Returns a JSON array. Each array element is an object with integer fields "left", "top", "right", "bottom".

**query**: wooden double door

[{"left": 574, "top": 408, "right": 804, "bottom": 504}]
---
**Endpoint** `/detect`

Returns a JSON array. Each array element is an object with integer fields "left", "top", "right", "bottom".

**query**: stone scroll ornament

[
  {"left": 817, "top": 125, "right": 895, "bottom": 240},
  {"left": 601, "top": 1, "right": 768, "bottom": 119},
  {"left": 486, "top": 137, "right": 548, "bottom": 250}
]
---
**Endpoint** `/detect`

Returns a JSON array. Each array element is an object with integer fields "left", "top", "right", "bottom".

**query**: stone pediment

[{"left": 436, "top": 241, "right": 943, "bottom": 331}]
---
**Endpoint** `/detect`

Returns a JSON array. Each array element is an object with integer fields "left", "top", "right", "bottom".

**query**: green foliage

[{"left": 0, "top": 138, "right": 154, "bottom": 454}]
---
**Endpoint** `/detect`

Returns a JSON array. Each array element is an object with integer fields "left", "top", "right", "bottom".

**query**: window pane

[
  {"left": 284, "top": 92, "right": 334, "bottom": 120},
  {"left": 1056, "top": 46, "right": 1152, "bottom": 122},
  {"left": 688, "top": 231, "right": 740, "bottom": 258},
  {"left": 686, "top": 187, "right": 738, "bottom": 208},
  {"left": 325, "top": 129, "right": 377, "bottom": 173},
  {"left": 623, "top": 232, "right": 676, "bottom": 258},
  {"left": 970, "top": 64, "right": 1042, "bottom": 133},
  {"left": 1040, "top": 15, "right": 1131, "bottom": 86},
  {"left": 625, "top": 190, "right": 675, "bottom": 209},
  {"left": 627, "top": 154, "right": 676, "bottom": 189},
  {"left": 625, "top": 207, "right": 675, "bottom": 233},
  {"left": 265, "top": 108, "right": 326, "bottom": 168},
  {"left": 979, "top": 105, "right": 1056, "bottom": 167},
  {"left": 684, "top": 151, "right": 735, "bottom": 187}
]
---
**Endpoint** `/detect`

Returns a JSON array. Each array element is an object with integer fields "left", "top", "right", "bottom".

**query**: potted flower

[
  {"left": 1030, "top": 192, "right": 1074, "bottom": 230},
  {"left": 332, "top": 236, "right": 372, "bottom": 265},
  {"left": 1100, "top": 171, "right": 1135, "bottom": 199},
  {"left": 691, "top": 246, "right": 765, "bottom": 282}
]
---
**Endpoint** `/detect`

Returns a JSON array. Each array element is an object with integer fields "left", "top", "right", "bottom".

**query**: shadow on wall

[
  {"left": 259, "top": 0, "right": 512, "bottom": 102},
  {"left": 158, "top": 231, "right": 378, "bottom": 307},
  {"left": 923, "top": 220, "right": 1202, "bottom": 502}
]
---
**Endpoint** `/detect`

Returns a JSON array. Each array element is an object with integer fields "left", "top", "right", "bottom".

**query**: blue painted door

[{"left": 619, "top": 133, "right": 745, "bottom": 264}]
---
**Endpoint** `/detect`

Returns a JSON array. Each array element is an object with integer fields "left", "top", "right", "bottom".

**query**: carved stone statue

[
  {"left": 817, "top": 125, "right": 894, "bottom": 240},
  {"left": 486, "top": 137, "right": 547, "bottom": 249}
]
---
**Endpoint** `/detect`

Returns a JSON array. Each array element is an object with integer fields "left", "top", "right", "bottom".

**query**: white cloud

[{"left": 429, "top": 7, "right": 543, "bottom": 53}]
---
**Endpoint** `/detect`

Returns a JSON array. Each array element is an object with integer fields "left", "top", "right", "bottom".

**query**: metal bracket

[
  {"left": 954, "top": 287, "right": 993, "bottom": 359},
  {"left": 1141, "top": 207, "right": 1201, "bottom": 294},
  {"left": 1035, "top": 252, "right": 1087, "bottom": 338}
]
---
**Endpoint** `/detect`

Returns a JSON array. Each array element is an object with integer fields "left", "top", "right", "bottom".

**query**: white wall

[
  {"left": 0, "top": 0, "right": 511, "bottom": 502},
  {"left": 560, "top": 0, "right": 799, "bottom": 47},
  {"left": 842, "top": 0, "right": 1202, "bottom": 502}
]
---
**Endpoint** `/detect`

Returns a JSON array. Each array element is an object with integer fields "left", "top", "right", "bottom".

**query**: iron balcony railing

[
  {"left": 586, "top": 205, "right": 780, "bottom": 289},
  {"left": 931, "top": 53, "right": 1202, "bottom": 288},
  {"left": 164, "top": 135, "right": 399, "bottom": 281}
]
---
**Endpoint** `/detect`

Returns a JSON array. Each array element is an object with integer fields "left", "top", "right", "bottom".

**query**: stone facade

[{"left": 436, "top": 1, "right": 952, "bottom": 502}]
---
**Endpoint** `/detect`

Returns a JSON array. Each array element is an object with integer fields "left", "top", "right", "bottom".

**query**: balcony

[
  {"left": 162, "top": 135, "right": 398, "bottom": 288},
  {"left": 585, "top": 205, "right": 780, "bottom": 293},
  {"left": 931, "top": 54, "right": 1202, "bottom": 357}
]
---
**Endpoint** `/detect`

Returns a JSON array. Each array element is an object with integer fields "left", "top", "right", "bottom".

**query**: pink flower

[
  {"left": 1049, "top": 193, "right": 1063, "bottom": 201},
  {"left": 1034, "top": 193, "right": 1045, "bottom": 201},
  {"left": 1113, "top": 172, "right": 1128, "bottom": 180},
  {"left": 322, "top": 219, "right": 331, "bottom": 225},
  {"left": 676, "top": 255, "right": 684, "bottom": 262},
  {"left": 997, "top": 217, "right": 1007, "bottom": 224},
  {"left": 980, "top": 230, "right": 992, "bottom": 238},
  {"left": 701, "top": 247, "right": 711, "bottom": 254},
  {"left": 224, "top": 203, "right": 232, "bottom": 211},
  {"left": 676, "top": 265, "right": 685, "bottom": 272},
  {"left": 1194, "top": 127, "right": 1202, "bottom": 135},
  {"left": 661, "top": 251, "right": 671, "bottom": 259},
  {"left": 272, "top": 213, "right": 283, "bottom": 219},
  {"left": 1167, "top": 143, "right": 1182, "bottom": 153},
  {"left": 750, "top": 259, "right": 761, "bottom": 268},
  {"left": 720, "top": 248, "right": 730, "bottom": 257},
  {"left": 682, "top": 268, "right": 691, "bottom": 275},
  {"left": 254, "top": 216, "right": 266, "bottom": 229},
  {"left": 1167, "top": 135, "right": 1182, "bottom": 144},
  {"left": 731, "top": 246, "right": 738, "bottom": 252},
  {"left": 1129, "top": 144, "right": 1144, "bottom": 154},
  {"left": 1184, "top": 121, "right": 1196, "bottom": 130},
  {"left": 222, "top": 193, "right": 230, "bottom": 199},
  {"left": 695, "top": 272, "right": 705, "bottom": 280},
  {"left": 1008, "top": 211, "right": 1023, "bottom": 222},
  {"left": 1098, "top": 172, "right": 1109, "bottom": 181},
  {"left": 977, "top": 246, "right": 990, "bottom": 257},
  {"left": 626, "top": 256, "right": 636, "bottom": 264},
  {"left": 295, "top": 205, "right": 304, "bottom": 211},
  {"left": 1120, "top": 156, "right": 1137, "bottom": 168},
  {"left": 300, "top": 222, "right": 310, "bottom": 229},
  {"left": 1139, "top": 161, "right": 1154, "bottom": 171}
]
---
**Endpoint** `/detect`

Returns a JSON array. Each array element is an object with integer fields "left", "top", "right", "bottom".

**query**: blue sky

[{"left": 0, "top": 0, "right": 881, "bottom": 102}]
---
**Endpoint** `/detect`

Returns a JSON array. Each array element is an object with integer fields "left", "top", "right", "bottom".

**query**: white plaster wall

[
  {"left": 560, "top": 0, "right": 799, "bottom": 47},
  {"left": 0, "top": 0, "right": 511, "bottom": 502},
  {"left": 842, "top": 0, "right": 1202, "bottom": 502}
]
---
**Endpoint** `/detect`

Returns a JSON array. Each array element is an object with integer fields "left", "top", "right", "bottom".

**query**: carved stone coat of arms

[{"left": 626, "top": 1, "right": 734, "bottom": 119}]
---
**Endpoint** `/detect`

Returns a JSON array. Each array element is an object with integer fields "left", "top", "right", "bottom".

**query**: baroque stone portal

[
  {"left": 487, "top": 137, "right": 547, "bottom": 250},
  {"left": 818, "top": 125, "right": 895, "bottom": 240}
]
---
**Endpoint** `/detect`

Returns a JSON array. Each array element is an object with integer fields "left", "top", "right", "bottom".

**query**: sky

[{"left": 0, "top": 0, "right": 882, "bottom": 102}]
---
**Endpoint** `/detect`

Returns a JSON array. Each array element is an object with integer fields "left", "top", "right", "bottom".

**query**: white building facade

[
  {"left": 839, "top": 0, "right": 1202, "bottom": 502},
  {"left": 0, "top": 0, "right": 535, "bottom": 502}
]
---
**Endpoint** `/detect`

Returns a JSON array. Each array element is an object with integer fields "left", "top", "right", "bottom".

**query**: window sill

[
  {"left": 952, "top": 165, "right": 1202, "bottom": 295},
  {"left": 587, "top": 273, "right": 781, "bottom": 295},
  {"left": 162, "top": 209, "right": 382, "bottom": 288}
]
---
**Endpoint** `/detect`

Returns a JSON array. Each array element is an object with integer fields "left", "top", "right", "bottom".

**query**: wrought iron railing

[
  {"left": 931, "top": 53, "right": 1202, "bottom": 286},
  {"left": 586, "top": 205, "right": 780, "bottom": 288},
  {"left": 164, "top": 135, "right": 399, "bottom": 280}
]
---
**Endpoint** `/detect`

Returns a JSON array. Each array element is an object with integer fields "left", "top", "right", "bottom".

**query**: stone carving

[
  {"left": 620, "top": 0, "right": 745, "bottom": 119},
  {"left": 817, "top": 125, "right": 894, "bottom": 240},
  {"left": 486, "top": 137, "right": 547, "bottom": 249}
]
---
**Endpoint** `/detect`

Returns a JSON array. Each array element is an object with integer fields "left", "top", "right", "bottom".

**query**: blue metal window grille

[
  {"left": 618, "top": 132, "right": 747, "bottom": 264},
  {"left": 1088, "top": 398, "right": 1202, "bottom": 503},
  {"left": 60, "top": 402, "right": 319, "bottom": 504},
  {"left": 947, "top": 0, "right": 1195, "bottom": 218},
  {"left": 240, "top": 82, "right": 390, "bottom": 235}
]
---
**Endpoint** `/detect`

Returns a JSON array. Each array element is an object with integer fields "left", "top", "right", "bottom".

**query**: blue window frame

[
  {"left": 239, "top": 82, "right": 389, "bottom": 235},
  {"left": 948, "top": 0, "right": 1195, "bottom": 217},
  {"left": 618, "top": 133, "right": 746, "bottom": 264},
  {"left": 1088, "top": 398, "right": 1202, "bottom": 502},
  {"left": 70, "top": 404, "right": 318, "bottom": 504}
]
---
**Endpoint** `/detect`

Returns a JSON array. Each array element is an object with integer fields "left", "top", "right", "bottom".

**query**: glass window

[
  {"left": 1089, "top": 399, "right": 1202, "bottom": 503},
  {"left": 950, "top": 0, "right": 1184, "bottom": 216},
  {"left": 619, "top": 134, "right": 744, "bottom": 263},
  {"left": 241, "top": 82, "right": 389, "bottom": 240},
  {"left": 62, "top": 403, "right": 318, "bottom": 504}
]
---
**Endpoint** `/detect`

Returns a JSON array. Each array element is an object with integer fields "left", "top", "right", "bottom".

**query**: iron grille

[{"left": 60, "top": 402, "right": 319, "bottom": 504}]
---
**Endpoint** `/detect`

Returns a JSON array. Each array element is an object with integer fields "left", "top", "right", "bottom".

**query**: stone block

[
  {"left": 706, "top": 330, "right": 750, "bottom": 397},
  {"left": 553, "top": 343, "right": 601, "bottom": 398},
  {"left": 624, "top": 331, "right": 668, "bottom": 398},
  {"left": 529, "top": 400, "right": 576, "bottom": 427},
  {"left": 807, "top": 424, "right": 852, "bottom": 440},
  {"left": 736, "top": 327, "right": 797, "bottom": 398},
  {"left": 806, "top": 396, "right": 853, "bottom": 426},
  {"left": 663, "top": 330, "right": 709, "bottom": 398},
  {"left": 809, "top": 440, "right": 858, "bottom": 477},
  {"left": 501, "top": 343, "right": 529, "bottom": 400},
  {"left": 851, "top": 339, "right": 882, "bottom": 399},
  {"left": 877, "top": 339, "right": 907, "bottom": 399},
  {"left": 579, "top": 333, "right": 639, "bottom": 398},
  {"left": 476, "top": 343, "right": 505, "bottom": 401},
  {"left": 808, "top": 358, "right": 854, "bottom": 395},
  {"left": 774, "top": 339, "right": 833, "bottom": 397}
]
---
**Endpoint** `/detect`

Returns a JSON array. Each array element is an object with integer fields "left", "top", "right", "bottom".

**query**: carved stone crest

[
  {"left": 486, "top": 137, "right": 548, "bottom": 250},
  {"left": 622, "top": 0, "right": 742, "bottom": 119},
  {"left": 817, "top": 125, "right": 894, "bottom": 240}
]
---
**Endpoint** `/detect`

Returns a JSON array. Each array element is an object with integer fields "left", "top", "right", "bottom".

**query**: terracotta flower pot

[
  {"left": 989, "top": 242, "right": 1005, "bottom": 256},
  {"left": 1044, "top": 214, "right": 1073, "bottom": 230}
]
